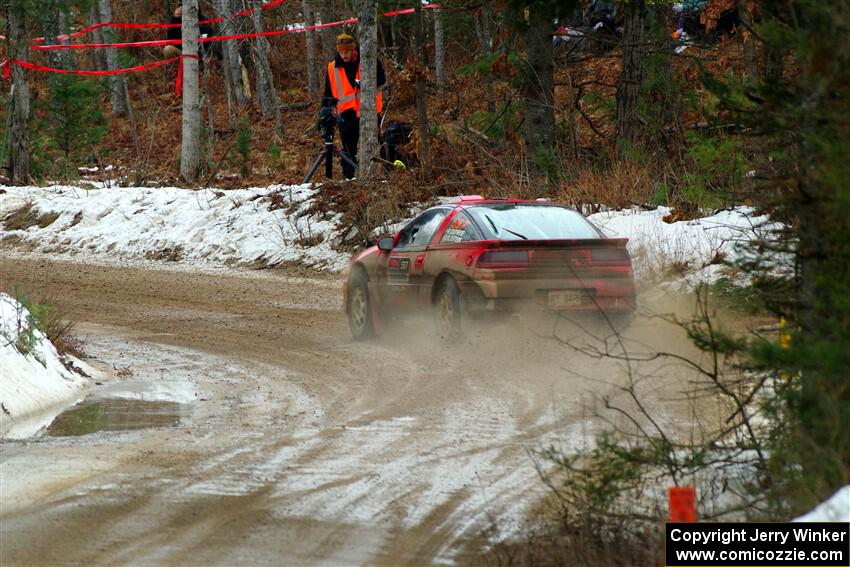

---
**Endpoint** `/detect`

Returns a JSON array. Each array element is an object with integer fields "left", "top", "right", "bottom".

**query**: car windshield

[{"left": 466, "top": 204, "right": 602, "bottom": 240}]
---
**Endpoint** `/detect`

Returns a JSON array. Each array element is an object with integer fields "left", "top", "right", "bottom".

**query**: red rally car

[{"left": 343, "top": 196, "right": 636, "bottom": 340}]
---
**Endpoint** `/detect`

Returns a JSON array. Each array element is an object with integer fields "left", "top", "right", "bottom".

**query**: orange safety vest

[{"left": 327, "top": 61, "right": 383, "bottom": 117}]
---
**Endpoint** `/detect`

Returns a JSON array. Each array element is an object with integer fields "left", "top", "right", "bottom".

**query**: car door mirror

[{"left": 377, "top": 237, "right": 394, "bottom": 251}]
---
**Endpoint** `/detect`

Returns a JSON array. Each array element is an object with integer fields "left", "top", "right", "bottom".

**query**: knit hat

[{"left": 336, "top": 33, "right": 356, "bottom": 52}]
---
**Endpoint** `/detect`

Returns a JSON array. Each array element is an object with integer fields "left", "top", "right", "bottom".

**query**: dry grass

[
  {"left": 39, "top": 297, "right": 86, "bottom": 359},
  {"left": 46, "top": 318, "right": 87, "bottom": 359},
  {"left": 144, "top": 247, "right": 184, "bottom": 262},
  {"left": 558, "top": 160, "right": 657, "bottom": 211},
  {"left": 2, "top": 203, "right": 61, "bottom": 231},
  {"left": 485, "top": 503, "right": 661, "bottom": 567}
]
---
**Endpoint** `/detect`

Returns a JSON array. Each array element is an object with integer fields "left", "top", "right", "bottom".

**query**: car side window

[
  {"left": 439, "top": 211, "right": 483, "bottom": 243},
  {"left": 395, "top": 209, "right": 450, "bottom": 250}
]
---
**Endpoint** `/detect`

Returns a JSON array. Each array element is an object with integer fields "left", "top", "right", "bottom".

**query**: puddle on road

[{"left": 46, "top": 398, "right": 190, "bottom": 437}]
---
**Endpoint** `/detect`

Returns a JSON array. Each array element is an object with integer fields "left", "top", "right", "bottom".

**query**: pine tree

[
  {"left": 705, "top": 0, "right": 850, "bottom": 508},
  {"left": 508, "top": 0, "right": 576, "bottom": 172}
]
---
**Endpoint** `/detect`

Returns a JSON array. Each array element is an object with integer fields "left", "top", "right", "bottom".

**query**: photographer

[{"left": 322, "top": 33, "right": 386, "bottom": 179}]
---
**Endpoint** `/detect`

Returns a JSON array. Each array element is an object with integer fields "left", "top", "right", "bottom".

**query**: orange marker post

[{"left": 668, "top": 486, "right": 697, "bottom": 523}]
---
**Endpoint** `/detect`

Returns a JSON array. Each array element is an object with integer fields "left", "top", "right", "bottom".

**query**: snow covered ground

[
  {"left": 1, "top": 184, "right": 780, "bottom": 284},
  {"left": 795, "top": 485, "right": 850, "bottom": 522},
  {"left": 0, "top": 293, "right": 99, "bottom": 439},
  {"left": 589, "top": 206, "right": 782, "bottom": 285},
  {"left": 0, "top": 184, "right": 348, "bottom": 271}
]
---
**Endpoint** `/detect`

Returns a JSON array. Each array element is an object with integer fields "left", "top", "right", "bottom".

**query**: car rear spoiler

[{"left": 479, "top": 238, "right": 629, "bottom": 249}]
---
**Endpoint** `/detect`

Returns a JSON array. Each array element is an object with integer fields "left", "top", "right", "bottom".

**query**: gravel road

[{"left": 0, "top": 256, "right": 699, "bottom": 566}]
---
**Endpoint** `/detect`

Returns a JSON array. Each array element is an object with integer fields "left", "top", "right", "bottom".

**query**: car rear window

[{"left": 466, "top": 204, "right": 602, "bottom": 240}]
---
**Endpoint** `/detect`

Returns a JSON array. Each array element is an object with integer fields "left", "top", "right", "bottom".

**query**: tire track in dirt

[{"left": 0, "top": 256, "right": 700, "bottom": 565}]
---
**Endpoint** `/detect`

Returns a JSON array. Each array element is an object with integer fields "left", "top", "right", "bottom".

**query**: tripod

[{"left": 302, "top": 107, "right": 358, "bottom": 184}]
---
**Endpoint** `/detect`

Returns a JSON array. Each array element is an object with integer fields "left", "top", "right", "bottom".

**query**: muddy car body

[{"left": 344, "top": 197, "right": 636, "bottom": 339}]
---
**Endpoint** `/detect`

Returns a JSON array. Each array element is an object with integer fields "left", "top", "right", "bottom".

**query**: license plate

[{"left": 548, "top": 290, "right": 586, "bottom": 308}]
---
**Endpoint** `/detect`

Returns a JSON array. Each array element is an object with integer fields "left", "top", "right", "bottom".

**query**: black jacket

[
  {"left": 322, "top": 49, "right": 386, "bottom": 110},
  {"left": 166, "top": 12, "right": 214, "bottom": 41}
]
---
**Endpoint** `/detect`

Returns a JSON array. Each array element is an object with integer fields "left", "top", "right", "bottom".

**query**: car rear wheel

[
  {"left": 435, "top": 278, "right": 462, "bottom": 340},
  {"left": 348, "top": 271, "right": 374, "bottom": 340}
]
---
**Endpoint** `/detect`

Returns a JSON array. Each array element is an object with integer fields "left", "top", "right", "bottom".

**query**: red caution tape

[
  {"left": 5, "top": 54, "right": 200, "bottom": 98},
  {"left": 33, "top": 38, "right": 181, "bottom": 51},
  {"left": 28, "top": 4, "right": 440, "bottom": 52},
  {"left": 205, "top": 17, "right": 360, "bottom": 45},
  {"left": 30, "top": 18, "right": 359, "bottom": 51},
  {"left": 3, "top": 56, "right": 182, "bottom": 81},
  {"left": 5, "top": 3, "right": 442, "bottom": 96},
  {"left": 230, "top": 0, "right": 289, "bottom": 19},
  {"left": 175, "top": 54, "right": 200, "bottom": 96},
  {"left": 30, "top": 0, "right": 291, "bottom": 44},
  {"left": 383, "top": 4, "right": 440, "bottom": 17}
]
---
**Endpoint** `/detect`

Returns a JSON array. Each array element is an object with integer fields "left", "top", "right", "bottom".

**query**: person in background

[
  {"left": 322, "top": 33, "right": 386, "bottom": 179},
  {"left": 163, "top": 5, "right": 218, "bottom": 60}
]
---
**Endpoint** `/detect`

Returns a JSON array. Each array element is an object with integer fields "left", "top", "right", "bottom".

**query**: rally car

[{"left": 343, "top": 196, "right": 636, "bottom": 340}]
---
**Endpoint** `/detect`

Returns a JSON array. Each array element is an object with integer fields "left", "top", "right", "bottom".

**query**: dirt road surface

[{"left": 0, "top": 256, "right": 699, "bottom": 566}]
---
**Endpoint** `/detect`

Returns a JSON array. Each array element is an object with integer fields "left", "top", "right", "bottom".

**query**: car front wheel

[
  {"left": 434, "top": 278, "right": 462, "bottom": 340},
  {"left": 348, "top": 271, "right": 374, "bottom": 340}
]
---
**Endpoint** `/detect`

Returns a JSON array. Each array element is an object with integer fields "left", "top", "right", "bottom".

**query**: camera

[
  {"left": 302, "top": 98, "right": 358, "bottom": 183},
  {"left": 319, "top": 106, "right": 337, "bottom": 128},
  {"left": 319, "top": 97, "right": 341, "bottom": 126}
]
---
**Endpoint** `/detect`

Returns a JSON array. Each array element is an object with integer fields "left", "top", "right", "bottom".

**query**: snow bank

[
  {"left": 0, "top": 293, "right": 94, "bottom": 439},
  {"left": 1, "top": 185, "right": 782, "bottom": 285},
  {"left": 589, "top": 206, "right": 781, "bottom": 285},
  {"left": 795, "top": 486, "right": 850, "bottom": 522},
  {"left": 0, "top": 184, "right": 348, "bottom": 271}
]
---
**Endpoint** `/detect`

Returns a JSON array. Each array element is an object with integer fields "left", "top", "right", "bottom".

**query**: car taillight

[
  {"left": 591, "top": 247, "right": 630, "bottom": 266},
  {"left": 478, "top": 250, "right": 529, "bottom": 268}
]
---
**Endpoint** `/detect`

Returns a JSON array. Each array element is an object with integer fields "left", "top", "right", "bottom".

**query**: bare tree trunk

[
  {"left": 392, "top": 17, "right": 406, "bottom": 63},
  {"left": 764, "top": 44, "right": 784, "bottom": 83},
  {"left": 42, "top": 4, "right": 61, "bottom": 70},
  {"left": 214, "top": 0, "right": 247, "bottom": 110},
  {"left": 479, "top": 3, "right": 496, "bottom": 113},
  {"left": 616, "top": 0, "right": 647, "bottom": 158},
  {"left": 41, "top": 4, "right": 64, "bottom": 126},
  {"left": 357, "top": 0, "right": 378, "bottom": 181},
  {"left": 320, "top": 0, "right": 337, "bottom": 63},
  {"left": 414, "top": 2, "right": 431, "bottom": 176},
  {"left": 523, "top": 2, "right": 555, "bottom": 160},
  {"left": 433, "top": 6, "right": 445, "bottom": 91},
  {"left": 204, "top": 61, "right": 214, "bottom": 166},
  {"left": 98, "top": 0, "right": 129, "bottom": 116},
  {"left": 5, "top": 1, "right": 30, "bottom": 184},
  {"left": 231, "top": 0, "right": 253, "bottom": 100},
  {"left": 251, "top": 0, "right": 283, "bottom": 138},
  {"left": 90, "top": 5, "right": 108, "bottom": 71},
  {"left": 739, "top": 1, "right": 759, "bottom": 81},
  {"left": 302, "top": 0, "right": 320, "bottom": 93},
  {"left": 180, "top": 0, "right": 202, "bottom": 183}
]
